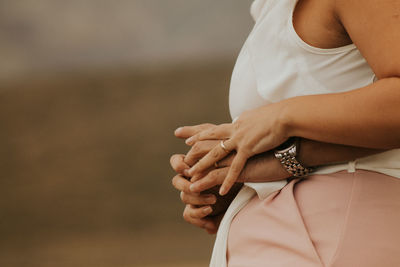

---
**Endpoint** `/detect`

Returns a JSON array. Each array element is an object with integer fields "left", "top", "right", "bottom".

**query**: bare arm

[
  {"left": 176, "top": 125, "right": 383, "bottom": 190},
  {"left": 284, "top": 0, "right": 400, "bottom": 148},
  {"left": 188, "top": 138, "right": 383, "bottom": 192},
  {"left": 296, "top": 139, "right": 384, "bottom": 167},
  {"left": 284, "top": 79, "right": 400, "bottom": 149}
]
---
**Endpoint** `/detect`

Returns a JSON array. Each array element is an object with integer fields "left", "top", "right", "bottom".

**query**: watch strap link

[{"left": 274, "top": 138, "right": 313, "bottom": 177}]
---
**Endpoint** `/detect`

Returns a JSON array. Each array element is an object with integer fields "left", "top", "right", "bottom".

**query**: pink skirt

[{"left": 227, "top": 170, "right": 400, "bottom": 267}]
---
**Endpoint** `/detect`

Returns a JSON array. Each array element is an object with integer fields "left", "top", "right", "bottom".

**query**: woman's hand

[
  {"left": 178, "top": 138, "right": 290, "bottom": 193},
  {"left": 182, "top": 103, "right": 290, "bottom": 195},
  {"left": 189, "top": 151, "right": 290, "bottom": 193}
]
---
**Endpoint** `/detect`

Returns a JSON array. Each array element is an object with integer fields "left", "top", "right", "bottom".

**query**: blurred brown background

[{"left": 0, "top": 1, "right": 253, "bottom": 266}]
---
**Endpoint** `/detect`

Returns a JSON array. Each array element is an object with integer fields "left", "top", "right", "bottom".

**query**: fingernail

[
  {"left": 185, "top": 137, "right": 194, "bottom": 145},
  {"left": 219, "top": 186, "right": 227, "bottom": 196},
  {"left": 203, "top": 206, "right": 212, "bottom": 214},
  {"left": 174, "top": 127, "right": 183, "bottom": 135}
]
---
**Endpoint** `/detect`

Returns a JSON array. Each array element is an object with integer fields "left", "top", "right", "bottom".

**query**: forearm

[
  {"left": 243, "top": 138, "right": 384, "bottom": 182},
  {"left": 297, "top": 138, "right": 384, "bottom": 167},
  {"left": 283, "top": 77, "right": 400, "bottom": 149}
]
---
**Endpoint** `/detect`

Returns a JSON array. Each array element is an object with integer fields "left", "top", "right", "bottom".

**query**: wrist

[
  {"left": 241, "top": 152, "right": 291, "bottom": 182},
  {"left": 296, "top": 138, "right": 316, "bottom": 167},
  {"left": 274, "top": 137, "right": 314, "bottom": 177},
  {"left": 277, "top": 98, "right": 296, "bottom": 140}
]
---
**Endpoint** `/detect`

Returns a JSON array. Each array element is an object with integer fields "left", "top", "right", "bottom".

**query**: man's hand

[{"left": 170, "top": 153, "right": 239, "bottom": 233}]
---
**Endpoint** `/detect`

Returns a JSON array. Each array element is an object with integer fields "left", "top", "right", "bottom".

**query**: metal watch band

[{"left": 274, "top": 138, "right": 313, "bottom": 177}]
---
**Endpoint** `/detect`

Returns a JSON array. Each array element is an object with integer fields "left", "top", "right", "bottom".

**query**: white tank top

[{"left": 229, "top": 0, "right": 400, "bottom": 179}]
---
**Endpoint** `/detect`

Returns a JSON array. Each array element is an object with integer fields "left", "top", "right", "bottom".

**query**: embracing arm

[
  {"left": 176, "top": 125, "right": 383, "bottom": 187},
  {"left": 187, "top": 138, "right": 383, "bottom": 192},
  {"left": 284, "top": 0, "right": 400, "bottom": 149},
  {"left": 283, "top": 78, "right": 400, "bottom": 149}
]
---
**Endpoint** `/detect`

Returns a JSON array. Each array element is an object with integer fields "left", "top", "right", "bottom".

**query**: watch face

[{"left": 275, "top": 137, "right": 296, "bottom": 151}]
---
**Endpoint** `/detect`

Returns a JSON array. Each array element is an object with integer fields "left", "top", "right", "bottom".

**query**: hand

[
  {"left": 171, "top": 138, "right": 289, "bottom": 194},
  {"left": 171, "top": 172, "right": 220, "bottom": 234},
  {"left": 184, "top": 103, "right": 289, "bottom": 195},
  {"left": 170, "top": 154, "right": 241, "bottom": 233},
  {"left": 189, "top": 151, "right": 290, "bottom": 193},
  {"left": 170, "top": 154, "right": 240, "bottom": 216},
  {"left": 185, "top": 139, "right": 226, "bottom": 167}
]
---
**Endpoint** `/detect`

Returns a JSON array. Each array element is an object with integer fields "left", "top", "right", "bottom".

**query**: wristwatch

[{"left": 274, "top": 137, "right": 313, "bottom": 177}]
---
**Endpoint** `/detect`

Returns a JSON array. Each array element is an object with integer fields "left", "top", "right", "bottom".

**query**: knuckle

[
  {"left": 191, "top": 143, "right": 202, "bottom": 156},
  {"left": 203, "top": 123, "right": 214, "bottom": 128},
  {"left": 208, "top": 130, "right": 217, "bottom": 138},
  {"left": 211, "top": 149, "right": 220, "bottom": 159}
]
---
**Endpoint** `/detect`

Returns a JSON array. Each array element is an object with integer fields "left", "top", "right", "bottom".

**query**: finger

[
  {"left": 180, "top": 192, "right": 216, "bottom": 205},
  {"left": 190, "top": 171, "right": 206, "bottom": 183},
  {"left": 171, "top": 174, "right": 192, "bottom": 193},
  {"left": 187, "top": 204, "right": 213, "bottom": 218},
  {"left": 183, "top": 205, "right": 214, "bottom": 225},
  {"left": 170, "top": 154, "right": 190, "bottom": 174},
  {"left": 190, "top": 168, "right": 228, "bottom": 193},
  {"left": 188, "top": 142, "right": 233, "bottom": 176},
  {"left": 184, "top": 140, "right": 219, "bottom": 167},
  {"left": 185, "top": 123, "right": 232, "bottom": 145},
  {"left": 183, "top": 205, "right": 216, "bottom": 231},
  {"left": 216, "top": 153, "right": 235, "bottom": 168},
  {"left": 219, "top": 151, "right": 248, "bottom": 196},
  {"left": 174, "top": 123, "right": 215, "bottom": 139}
]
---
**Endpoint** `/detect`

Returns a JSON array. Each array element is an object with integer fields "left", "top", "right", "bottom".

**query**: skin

[
  {"left": 171, "top": 125, "right": 382, "bottom": 233},
  {"left": 184, "top": 0, "right": 400, "bottom": 195},
  {"left": 171, "top": 0, "right": 400, "bottom": 232}
]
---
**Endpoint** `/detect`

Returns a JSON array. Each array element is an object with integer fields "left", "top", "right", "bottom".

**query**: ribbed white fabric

[{"left": 210, "top": 0, "right": 400, "bottom": 266}]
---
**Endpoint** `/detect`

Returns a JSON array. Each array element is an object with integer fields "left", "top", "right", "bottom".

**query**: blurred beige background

[{"left": 0, "top": 1, "right": 254, "bottom": 266}]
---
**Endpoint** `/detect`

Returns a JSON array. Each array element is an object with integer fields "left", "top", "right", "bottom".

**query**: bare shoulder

[{"left": 335, "top": 0, "right": 400, "bottom": 78}]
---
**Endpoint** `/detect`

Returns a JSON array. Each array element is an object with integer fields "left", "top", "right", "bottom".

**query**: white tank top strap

[{"left": 244, "top": 0, "right": 376, "bottom": 103}]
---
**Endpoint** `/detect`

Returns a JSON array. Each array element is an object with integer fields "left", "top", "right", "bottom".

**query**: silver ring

[{"left": 220, "top": 140, "right": 230, "bottom": 153}]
